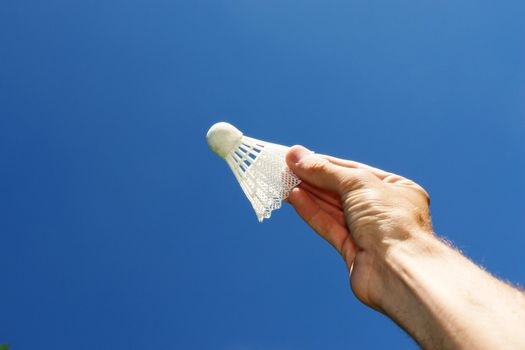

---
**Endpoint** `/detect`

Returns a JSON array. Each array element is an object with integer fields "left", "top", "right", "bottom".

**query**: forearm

[{"left": 374, "top": 233, "right": 525, "bottom": 349}]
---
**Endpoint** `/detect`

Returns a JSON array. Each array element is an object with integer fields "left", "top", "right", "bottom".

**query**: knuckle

[
  {"left": 420, "top": 187, "right": 431, "bottom": 205},
  {"left": 412, "top": 182, "right": 431, "bottom": 204},
  {"left": 341, "top": 169, "right": 372, "bottom": 190},
  {"left": 305, "top": 157, "right": 330, "bottom": 173},
  {"left": 340, "top": 174, "right": 365, "bottom": 192},
  {"left": 353, "top": 168, "right": 370, "bottom": 179}
]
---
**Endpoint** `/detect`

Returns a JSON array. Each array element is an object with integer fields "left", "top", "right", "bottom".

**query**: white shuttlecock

[{"left": 207, "top": 122, "right": 301, "bottom": 222}]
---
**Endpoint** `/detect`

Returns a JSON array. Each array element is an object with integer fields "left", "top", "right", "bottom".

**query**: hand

[{"left": 286, "top": 145, "right": 433, "bottom": 310}]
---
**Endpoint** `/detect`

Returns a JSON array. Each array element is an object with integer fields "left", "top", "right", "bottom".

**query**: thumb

[{"left": 286, "top": 145, "right": 357, "bottom": 195}]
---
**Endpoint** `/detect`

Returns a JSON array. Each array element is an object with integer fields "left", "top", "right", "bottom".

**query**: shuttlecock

[{"left": 207, "top": 122, "right": 301, "bottom": 222}]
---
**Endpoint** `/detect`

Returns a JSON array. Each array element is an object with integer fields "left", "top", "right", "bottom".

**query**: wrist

[
  {"left": 374, "top": 231, "right": 444, "bottom": 310},
  {"left": 365, "top": 232, "right": 460, "bottom": 347},
  {"left": 347, "top": 229, "right": 439, "bottom": 312}
]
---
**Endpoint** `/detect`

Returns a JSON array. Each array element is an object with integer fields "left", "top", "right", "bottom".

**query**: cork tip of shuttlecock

[{"left": 206, "top": 122, "right": 243, "bottom": 159}]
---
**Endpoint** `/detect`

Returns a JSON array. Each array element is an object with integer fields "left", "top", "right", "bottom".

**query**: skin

[{"left": 285, "top": 145, "right": 525, "bottom": 349}]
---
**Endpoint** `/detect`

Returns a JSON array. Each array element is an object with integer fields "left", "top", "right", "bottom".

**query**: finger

[
  {"left": 322, "top": 154, "right": 429, "bottom": 204},
  {"left": 299, "top": 181, "right": 342, "bottom": 209},
  {"left": 305, "top": 188, "right": 346, "bottom": 226},
  {"left": 288, "top": 187, "right": 353, "bottom": 255},
  {"left": 341, "top": 234, "right": 357, "bottom": 270},
  {"left": 320, "top": 154, "right": 391, "bottom": 180},
  {"left": 287, "top": 145, "right": 364, "bottom": 195},
  {"left": 305, "top": 191, "right": 358, "bottom": 266},
  {"left": 305, "top": 193, "right": 357, "bottom": 264}
]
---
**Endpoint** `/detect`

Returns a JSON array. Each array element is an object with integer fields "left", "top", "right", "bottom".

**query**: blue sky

[{"left": 1, "top": 0, "right": 524, "bottom": 348}]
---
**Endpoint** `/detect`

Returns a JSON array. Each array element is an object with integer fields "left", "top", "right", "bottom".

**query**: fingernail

[{"left": 289, "top": 146, "right": 313, "bottom": 164}]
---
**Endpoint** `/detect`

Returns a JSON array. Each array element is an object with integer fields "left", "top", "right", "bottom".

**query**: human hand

[{"left": 286, "top": 145, "right": 433, "bottom": 310}]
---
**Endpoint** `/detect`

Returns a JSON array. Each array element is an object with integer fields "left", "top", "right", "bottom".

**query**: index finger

[{"left": 319, "top": 154, "right": 392, "bottom": 180}]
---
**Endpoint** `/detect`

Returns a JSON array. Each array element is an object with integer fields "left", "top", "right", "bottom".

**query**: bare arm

[{"left": 285, "top": 145, "right": 525, "bottom": 349}]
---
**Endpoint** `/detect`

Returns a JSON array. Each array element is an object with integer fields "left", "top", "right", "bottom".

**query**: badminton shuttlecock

[{"left": 207, "top": 122, "right": 301, "bottom": 222}]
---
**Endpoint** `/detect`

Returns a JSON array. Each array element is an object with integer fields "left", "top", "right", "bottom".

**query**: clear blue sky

[{"left": 1, "top": 0, "right": 524, "bottom": 349}]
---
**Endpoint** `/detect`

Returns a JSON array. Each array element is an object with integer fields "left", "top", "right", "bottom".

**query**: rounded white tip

[{"left": 206, "top": 122, "right": 243, "bottom": 159}]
